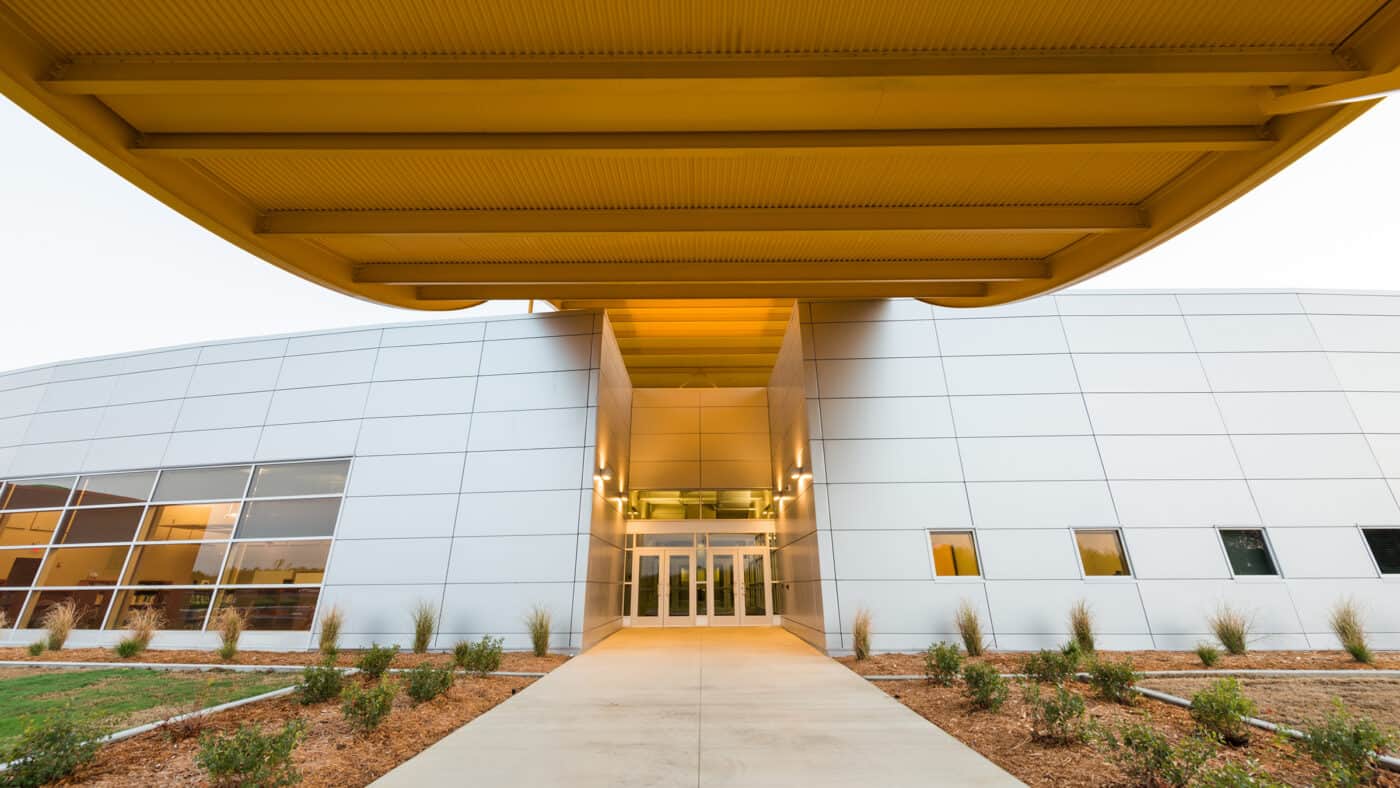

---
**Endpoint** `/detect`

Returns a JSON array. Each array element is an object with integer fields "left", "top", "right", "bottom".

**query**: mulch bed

[
  {"left": 1139, "top": 675, "right": 1400, "bottom": 740},
  {"left": 878, "top": 679, "right": 1400, "bottom": 787},
  {"left": 0, "top": 646, "right": 568, "bottom": 674},
  {"left": 839, "top": 649, "right": 1400, "bottom": 676},
  {"left": 56, "top": 673, "right": 537, "bottom": 787}
]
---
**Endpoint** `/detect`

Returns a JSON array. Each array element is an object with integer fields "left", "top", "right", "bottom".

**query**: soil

[
  {"left": 56, "top": 673, "right": 537, "bottom": 787},
  {"left": 839, "top": 649, "right": 1400, "bottom": 676},
  {"left": 0, "top": 646, "right": 568, "bottom": 674},
  {"left": 1139, "top": 675, "right": 1400, "bottom": 744},
  {"left": 878, "top": 679, "right": 1400, "bottom": 788}
]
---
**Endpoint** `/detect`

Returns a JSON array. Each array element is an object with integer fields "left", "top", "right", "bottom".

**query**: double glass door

[
  {"left": 632, "top": 548, "right": 694, "bottom": 627},
  {"left": 630, "top": 545, "right": 770, "bottom": 627},
  {"left": 708, "top": 548, "right": 770, "bottom": 626}
]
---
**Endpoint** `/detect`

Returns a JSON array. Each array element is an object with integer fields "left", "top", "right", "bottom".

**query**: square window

[
  {"left": 1074, "top": 530, "right": 1131, "bottom": 576},
  {"left": 248, "top": 460, "right": 350, "bottom": 498},
  {"left": 929, "top": 531, "right": 980, "bottom": 577},
  {"left": 212, "top": 588, "right": 319, "bottom": 631},
  {"left": 34, "top": 545, "right": 130, "bottom": 586},
  {"left": 106, "top": 588, "right": 214, "bottom": 631},
  {"left": 0, "top": 510, "right": 60, "bottom": 548},
  {"left": 141, "top": 503, "right": 242, "bottom": 541},
  {"left": 234, "top": 498, "right": 340, "bottom": 539},
  {"left": 1220, "top": 529, "right": 1278, "bottom": 576},
  {"left": 55, "top": 506, "right": 145, "bottom": 544},
  {"left": 123, "top": 542, "right": 228, "bottom": 586},
  {"left": 22, "top": 589, "right": 113, "bottom": 629},
  {"left": 0, "top": 477, "right": 75, "bottom": 510},
  {"left": 152, "top": 466, "right": 251, "bottom": 503},
  {"left": 72, "top": 471, "right": 157, "bottom": 507},
  {"left": 1363, "top": 529, "right": 1400, "bottom": 574},
  {"left": 221, "top": 540, "right": 330, "bottom": 585}
]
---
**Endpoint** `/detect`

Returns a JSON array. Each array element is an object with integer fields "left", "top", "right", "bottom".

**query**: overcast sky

[{"left": 1, "top": 95, "right": 1398, "bottom": 371}]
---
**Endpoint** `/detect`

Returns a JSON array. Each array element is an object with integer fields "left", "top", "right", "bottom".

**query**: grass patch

[{"left": 0, "top": 668, "right": 295, "bottom": 750}]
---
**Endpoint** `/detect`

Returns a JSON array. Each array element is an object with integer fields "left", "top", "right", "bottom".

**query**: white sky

[{"left": 1, "top": 95, "right": 1398, "bottom": 371}]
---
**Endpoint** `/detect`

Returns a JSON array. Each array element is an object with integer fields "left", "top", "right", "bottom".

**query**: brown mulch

[
  {"left": 0, "top": 647, "right": 568, "bottom": 674},
  {"left": 879, "top": 679, "right": 1400, "bottom": 788},
  {"left": 1140, "top": 675, "right": 1400, "bottom": 742},
  {"left": 56, "top": 674, "right": 536, "bottom": 787},
  {"left": 839, "top": 649, "right": 1400, "bottom": 676}
]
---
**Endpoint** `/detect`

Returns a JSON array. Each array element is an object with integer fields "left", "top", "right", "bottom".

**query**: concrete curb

[
  {"left": 0, "top": 660, "right": 547, "bottom": 678},
  {"left": 864, "top": 668, "right": 1400, "bottom": 681}
]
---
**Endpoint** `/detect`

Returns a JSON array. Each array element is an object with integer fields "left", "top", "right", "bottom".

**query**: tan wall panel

[
  {"left": 630, "top": 460, "right": 701, "bottom": 490},
  {"left": 700, "top": 406, "right": 771, "bottom": 434},
  {"left": 631, "top": 407, "right": 700, "bottom": 435},
  {"left": 630, "top": 433, "right": 700, "bottom": 463},
  {"left": 701, "top": 461, "right": 772, "bottom": 489},
  {"left": 700, "top": 433, "right": 771, "bottom": 463},
  {"left": 629, "top": 386, "right": 771, "bottom": 489}
]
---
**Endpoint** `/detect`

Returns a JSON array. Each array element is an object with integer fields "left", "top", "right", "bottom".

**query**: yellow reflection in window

[
  {"left": 1075, "top": 530, "right": 1131, "bottom": 576},
  {"left": 930, "top": 532, "right": 980, "bottom": 576}
]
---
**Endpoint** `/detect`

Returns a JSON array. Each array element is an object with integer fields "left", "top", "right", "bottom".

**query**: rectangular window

[
  {"left": 55, "top": 506, "right": 145, "bottom": 544},
  {"left": 152, "top": 466, "right": 251, "bottom": 503},
  {"left": 248, "top": 460, "right": 350, "bottom": 499},
  {"left": 234, "top": 498, "right": 340, "bottom": 539},
  {"left": 0, "top": 510, "right": 60, "bottom": 548},
  {"left": 0, "top": 477, "right": 75, "bottom": 510},
  {"left": 0, "top": 548, "right": 45, "bottom": 587},
  {"left": 221, "top": 540, "right": 330, "bottom": 585},
  {"left": 106, "top": 588, "right": 214, "bottom": 631},
  {"left": 72, "top": 471, "right": 157, "bottom": 507},
  {"left": 930, "top": 531, "right": 981, "bottom": 577},
  {"left": 123, "top": 543, "right": 228, "bottom": 586},
  {"left": 635, "top": 533, "right": 694, "bottom": 548},
  {"left": 1220, "top": 529, "right": 1278, "bottom": 576},
  {"left": 22, "top": 589, "right": 113, "bottom": 629},
  {"left": 213, "top": 588, "right": 319, "bottom": 631},
  {"left": 141, "top": 503, "right": 241, "bottom": 541},
  {"left": 35, "top": 545, "right": 130, "bottom": 586},
  {"left": 1074, "top": 530, "right": 1132, "bottom": 577},
  {"left": 1363, "top": 528, "right": 1400, "bottom": 574}
]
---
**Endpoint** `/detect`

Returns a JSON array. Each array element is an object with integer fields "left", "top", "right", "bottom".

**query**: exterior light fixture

[
  {"left": 593, "top": 466, "right": 613, "bottom": 483},
  {"left": 788, "top": 465, "right": 813, "bottom": 481}
]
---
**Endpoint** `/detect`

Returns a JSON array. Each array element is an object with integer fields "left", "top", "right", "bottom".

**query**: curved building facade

[{"left": 2, "top": 290, "right": 1399, "bottom": 654}]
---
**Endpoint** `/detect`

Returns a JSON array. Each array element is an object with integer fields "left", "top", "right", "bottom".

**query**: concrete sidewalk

[{"left": 373, "top": 627, "right": 1021, "bottom": 787}]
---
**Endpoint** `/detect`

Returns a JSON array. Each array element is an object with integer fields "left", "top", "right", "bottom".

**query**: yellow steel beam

[
  {"left": 416, "top": 282, "right": 989, "bottom": 299},
  {"left": 130, "top": 126, "right": 1274, "bottom": 157},
  {"left": 44, "top": 52, "right": 1363, "bottom": 94},
  {"left": 353, "top": 260, "right": 1048, "bottom": 285},
  {"left": 615, "top": 336, "right": 786, "bottom": 351},
  {"left": 624, "top": 353, "right": 778, "bottom": 368},
  {"left": 262, "top": 207, "right": 1143, "bottom": 236},
  {"left": 610, "top": 321, "right": 791, "bottom": 338},
  {"left": 1263, "top": 65, "right": 1400, "bottom": 114}
]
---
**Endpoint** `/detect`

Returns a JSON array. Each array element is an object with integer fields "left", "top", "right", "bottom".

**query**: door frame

[
  {"left": 708, "top": 546, "right": 771, "bottom": 627},
  {"left": 631, "top": 547, "right": 695, "bottom": 627}
]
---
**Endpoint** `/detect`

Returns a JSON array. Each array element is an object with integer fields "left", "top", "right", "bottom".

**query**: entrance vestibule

[{"left": 624, "top": 527, "right": 777, "bottom": 628}]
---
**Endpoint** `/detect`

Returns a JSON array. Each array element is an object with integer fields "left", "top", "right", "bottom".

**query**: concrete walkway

[{"left": 374, "top": 627, "right": 1020, "bottom": 787}]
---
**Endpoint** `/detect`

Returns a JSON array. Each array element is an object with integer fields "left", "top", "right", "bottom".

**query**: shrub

[
  {"left": 1088, "top": 657, "right": 1139, "bottom": 705},
  {"left": 525, "top": 604, "right": 551, "bottom": 657},
  {"left": 158, "top": 688, "right": 210, "bottom": 743},
  {"left": 341, "top": 678, "right": 398, "bottom": 734},
  {"left": 1189, "top": 678, "right": 1257, "bottom": 746},
  {"left": 1021, "top": 648, "right": 1079, "bottom": 685},
  {"left": 125, "top": 607, "right": 163, "bottom": 650},
  {"left": 0, "top": 708, "right": 101, "bottom": 788},
  {"left": 1209, "top": 605, "right": 1250, "bottom": 656},
  {"left": 27, "top": 640, "right": 44, "bottom": 657},
  {"left": 1100, "top": 720, "right": 1215, "bottom": 787},
  {"left": 1195, "top": 761, "right": 1287, "bottom": 788},
  {"left": 356, "top": 643, "right": 398, "bottom": 680},
  {"left": 411, "top": 601, "right": 437, "bottom": 654},
  {"left": 298, "top": 660, "right": 345, "bottom": 705},
  {"left": 852, "top": 608, "right": 872, "bottom": 660},
  {"left": 114, "top": 638, "right": 143, "bottom": 659},
  {"left": 195, "top": 719, "right": 305, "bottom": 788},
  {"left": 0, "top": 609, "right": 6, "bottom": 629},
  {"left": 318, "top": 605, "right": 343, "bottom": 657},
  {"left": 961, "top": 662, "right": 1009, "bottom": 711},
  {"left": 212, "top": 607, "right": 248, "bottom": 661},
  {"left": 955, "top": 600, "right": 986, "bottom": 657},
  {"left": 454, "top": 635, "right": 504, "bottom": 677},
  {"left": 1329, "top": 598, "right": 1372, "bottom": 665},
  {"left": 1068, "top": 599, "right": 1095, "bottom": 653},
  {"left": 1298, "top": 699, "right": 1397, "bottom": 787},
  {"left": 923, "top": 642, "right": 962, "bottom": 687},
  {"left": 1196, "top": 643, "right": 1222, "bottom": 668},
  {"left": 1023, "top": 681, "right": 1088, "bottom": 744},
  {"left": 405, "top": 662, "right": 455, "bottom": 704},
  {"left": 40, "top": 599, "right": 80, "bottom": 651}
]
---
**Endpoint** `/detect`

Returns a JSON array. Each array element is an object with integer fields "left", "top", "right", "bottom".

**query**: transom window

[
  {"left": 1220, "top": 529, "right": 1278, "bottom": 576},
  {"left": 1074, "top": 530, "right": 1131, "bottom": 577},
  {"left": 929, "top": 531, "right": 980, "bottom": 577}
]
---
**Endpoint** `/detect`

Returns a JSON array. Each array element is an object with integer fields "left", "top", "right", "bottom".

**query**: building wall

[
  {"left": 581, "top": 316, "right": 630, "bottom": 649},
  {"left": 628, "top": 387, "right": 771, "bottom": 490},
  {"left": 805, "top": 292, "right": 1400, "bottom": 653}
]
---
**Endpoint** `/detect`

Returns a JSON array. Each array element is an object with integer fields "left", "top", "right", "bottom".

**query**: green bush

[
  {"left": 410, "top": 601, "right": 436, "bottom": 655},
  {"left": 1087, "top": 657, "right": 1139, "bottom": 704},
  {"left": 356, "top": 643, "right": 399, "bottom": 680},
  {"left": 1298, "top": 699, "right": 1397, "bottom": 787},
  {"left": 1189, "top": 678, "right": 1257, "bottom": 746},
  {"left": 341, "top": 678, "right": 398, "bottom": 734},
  {"left": 1100, "top": 720, "right": 1215, "bottom": 788},
  {"left": 26, "top": 641, "right": 44, "bottom": 657},
  {"left": 454, "top": 635, "right": 504, "bottom": 677},
  {"left": 0, "top": 709, "right": 101, "bottom": 788},
  {"left": 1196, "top": 643, "right": 1222, "bottom": 667},
  {"left": 1209, "top": 605, "right": 1250, "bottom": 656},
  {"left": 525, "top": 604, "right": 551, "bottom": 658},
  {"left": 1195, "top": 760, "right": 1287, "bottom": 788},
  {"left": 1022, "top": 681, "right": 1088, "bottom": 744},
  {"left": 405, "top": 662, "right": 455, "bottom": 704},
  {"left": 298, "top": 660, "right": 345, "bottom": 705},
  {"left": 195, "top": 719, "right": 305, "bottom": 788},
  {"left": 114, "top": 637, "right": 143, "bottom": 659},
  {"left": 961, "top": 662, "right": 1009, "bottom": 711},
  {"left": 1068, "top": 599, "right": 1095, "bottom": 654},
  {"left": 923, "top": 642, "right": 962, "bottom": 687},
  {"left": 1021, "top": 648, "right": 1079, "bottom": 685},
  {"left": 1329, "top": 598, "right": 1373, "bottom": 665}
]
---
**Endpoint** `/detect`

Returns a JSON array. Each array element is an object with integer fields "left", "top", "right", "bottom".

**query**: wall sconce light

[
  {"left": 593, "top": 466, "right": 614, "bottom": 483},
  {"left": 788, "top": 465, "right": 813, "bottom": 481}
]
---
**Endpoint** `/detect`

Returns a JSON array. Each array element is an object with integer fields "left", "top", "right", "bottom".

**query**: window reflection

[
  {"left": 0, "top": 548, "right": 46, "bottom": 587},
  {"left": 22, "top": 589, "right": 112, "bottom": 629},
  {"left": 1074, "top": 530, "right": 1131, "bottom": 576},
  {"left": 235, "top": 498, "right": 340, "bottom": 539},
  {"left": 1220, "top": 529, "right": 1277, "bottom": 576},
  {"left": 0, "top": 510, "right": 60, "bottom": 548},
  {"left": 141, "top": 503, "right": 241, "bottom": 541},
  {"left": 248, "top": 461, "right": 350, "bottom": 499},
  {"left": 72, "top": 471, "right": 157, "bottom": 507},
  {"left": 152, "top": 466, "right": 251, "bottom": 503},
  {"left": 930, "top": 532, "right": 980, "bottom": 577},
  {"left": 221, "top": 541, "right": 330, "bottom": 585},
  {"left": 107, "top": 588, "right": 214, "bottom": 631},
  {"left": 0, "top": 477, "right": 75, "bottom": 510},
  {"left": 35, "top": 545, "right": 130, "bottom": 586},
  {"left": 124, "top": 542, "right": 228, "bottom": 586},
  {"left": 56, "top": 507, "right": 145, "bottom": 544},
  {"left": 627, "top": 489, "right": 774, "bottom": 520},
  {"left": 214, "top": 588, "right": 319, "bottom": 631}
]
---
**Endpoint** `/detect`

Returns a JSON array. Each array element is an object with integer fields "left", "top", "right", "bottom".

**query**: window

[
  {"left": 1220, "top": 529, "right": 1278, "bottom": 576},
  {"left": 1363, "top": 529, "right": 1400, "bottom": 574},
  {"left": 213, "top": 588, "right": 319, "bottom": 631},
  {"left": 0, "top": 548, "right": 45, "bottom": 587},
  {"left": 234, "top": 498, "right": 340, "bottom": 539},
  {"left": 0, "top": 477, "right": 75, "bottom": 510},
  {"left": 221, "top": 540, "right": 330, "bottom": 585},
  {"left": 248, "top": 460, "right": 350, "bottom": 498},
  {"left": 1074, "top": 530, "right": 1131, "bottom": 576},
  {"left": 0, "top": 589, "right": 27, "bottom": 624},
  {"left": 22, "top": 590, "right": 112, "bottom": 629},
  {"left": 123, "top": 543, "right": 228, "bottom": 586},
  {"left": 55, "top": 507, "right": 145, "bottom": 544},
  {"left": 34, "top": 545, "right": 130, "bottom": 586},
  {"left": 152, "top": 466, "right": 251, "bottom": 503},
  {"left": 72, "top": 471, "right": 157, "bottom": 507},
  {"left": 0, "top": 510, "right": 60, "bottom": 547},
  {"left": 107, "top": 588, "right": 213, "bottom": 631},
  {"left": 141, "top": 503, "right": 242, "bottom": 541},
  {"left": 930, "top": 531, "right": 980, "bottom": 577}
]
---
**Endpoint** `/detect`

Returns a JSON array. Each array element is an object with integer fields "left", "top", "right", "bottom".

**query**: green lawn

[{"left": 0, "top": 668, "right": 297, "bottom": 748}]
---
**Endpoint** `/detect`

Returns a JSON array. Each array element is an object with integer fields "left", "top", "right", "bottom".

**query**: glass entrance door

[
  {"left": 708, "top": 553, "right": 737, "bottom": 625},
  {"left": 632, "top": 548, "right": 694, "bottom": 627},
  {"left": 706, "top": 547, "right": 770, "bottom": 626}
]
